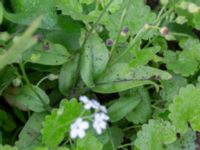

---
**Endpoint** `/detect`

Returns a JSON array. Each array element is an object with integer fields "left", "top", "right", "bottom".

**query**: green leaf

[
  {"left": 130, "top": 46, "right": 160, "bottom": 67},
  {"left": 0, "top": 2, "right": 3, "bottom": 24},
  {"left": 0, "top": 66, "right": 17, "bottom": 95},
  {"left": 104, "top": 126, "right": 124, "bottom": 149},
  {"left": 0, "top": 109, "right": 16, "bottom": 132},
  {"left": 134, "top": 120, "right": 176, "bottom": 150},
  {"left": 16, "top": 85, "right": 50, "bottom": 112},
  {"left": 126, "top": 87, "right": 152, "bottom": 124},
  {"left": 15, "top": 113, "right": 47, "bottom": 150},
  {"left": 80, "top": 0, "right": 94, "bottom": 5},
  {"left": 59, "top": 55, "right": 79, "bottom": 96},
  {"left": 108, "top": 96, "right": 141, "bottom": 122},
  {"left": 160, "top": 74, "right": 187, "bottom": 102},
  {"left": 164, "top": 50, "right": 198, "bottom": 77},
  {"left": 23, "top": 43, "right": 70, "bottom": 65},
  {"left": 7, "top": 0, "right": 57, "bottom": 29},
  {"left": 93, "top": 63, "right": 171, "bottom": 93},
  {"left": 169, "top": 85, "right": 200, "bottom": 133},
  {"left": 0, "top": 145, "right": 18, "bottom": 150},
  {"left": 100, "top": 0, "right": 156, "bottom": 39},
  {"left": 41, "top": 99, "right": 84, "bottom": 149},
  {"left": 80, "top": 34, "right": 109, "bottom": 87},
  {"left": 0, "top": 16, "right": 42, "bottom": 70},
  {"left": 56, "top": 0, "right": 84, "bottom": 21},
  {"left": 76, "top": 134, "right": 103, "bottom": 150},
  {"left": 167, "top": 129, "right": 196, "bottom": 150}
]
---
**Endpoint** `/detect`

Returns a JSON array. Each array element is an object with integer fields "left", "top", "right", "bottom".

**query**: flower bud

[
  {"left": 106, "top": 39, "right": 113, "bottom": 47},
  {"left": 120, "top": 27, "right": 129, "bottom": 37},
  {"left": 12, "top": 77, "right": 21, "bottom": 87},
  {"left": 175, "top": 16, "right": 187, "bottom": 24},
  {"left": 188, "top": 3, "right": 199, "bottom": 13},
  {"left": 159, "top": 27, "right": 169, "bottom": 36},
  {"left": 160, "top": 0, "right": 169, "bottom": 5},
  {"left": 144, "top": 24, "right": 150, "bottom": 30},
  {"left": 48, "top": 74, "right": 58, "bottom": 81}
]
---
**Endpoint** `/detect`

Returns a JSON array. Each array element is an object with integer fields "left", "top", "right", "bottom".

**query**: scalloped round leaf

[
  {"left": 0, "top": 145, "right": 18, "bottom": 150},
  {"left": 169, "top": 85, "right": 200, "bottom": 133},
  {"left": 134, "top": 120, "right": 176, "bottom": 150},
  {"left": 164, "top": 50, "right": 198, "bottom": 77},
  {"left": 41, "top": 99, "right": 84, "bottom": 149},
  {"left": 167, "top": 129, "right": 196, "bottom": 150}
]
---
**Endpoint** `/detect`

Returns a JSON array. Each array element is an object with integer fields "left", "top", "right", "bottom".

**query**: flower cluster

[{"left": 69, "top": 96, "right": 109, "bottom": 139}]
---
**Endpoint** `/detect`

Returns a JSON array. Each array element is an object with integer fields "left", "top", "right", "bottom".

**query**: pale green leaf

[
  {"left": 167, "top": 129, "right": 196, "bottom": 150},
  {"left": 0, "top": 145, "right": 18, "bottom": 150},
  {"left": 169, "top": 85, "right": 200, "bottom": 133},
  {"left": 7, "top": 0, "right": 57, "bottom": 29},
  {"left": 59, "top": 55, "right": 79, "bottom": 96},
  {"left": 80, "top": 34, "right": 109, "bottom": 87},
  {"left": 0, "top": 16, "right": 42, "bottom": 70},
  {"left": 126, "top": 87, "right": 152, "bottom": 124},
  {"left": 16, "top": 85, "right": 49, "bottom": 112},
  {"left": 15, "top": 113, "right": 47, "bottom": 150},
  {"left": 93, "top": 63, "right": 171, "bottom": 93},
  {"left": 23, "top": 43, "right": 70, "bottom": 65},
  {"left": 164, "top": 50, "right": 198, "bottom": 77},
  {"left": 41, "top": 99, "right": 84, "bottom": 149},
  {"left": 160, "top": 74, "right": 187, "bottom": 102},
  {"left": 134, "top": 120, "right": 176, "bottom": 150},
  {"left": 108, "top": 96, "right": 141, "bottom": 122},
  {"left": 76, "top": 134, "right": 103, "bottom": 150}
]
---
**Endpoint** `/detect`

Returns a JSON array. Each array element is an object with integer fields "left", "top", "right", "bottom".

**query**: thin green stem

[
  {"left": 81, "top": 0, "right": 115, "bottom": 49},
  {"left": 117, "top": 143, "right": 134, "bottom": 149},
  {"left": 19, "top": 63, "right": 51, "bottom": 111},
  {"left": 36, "top": 75, "right": 49, "bottom": 87},
  {"left": 110, "top": 1, "right": 130, "bottom": 57}
]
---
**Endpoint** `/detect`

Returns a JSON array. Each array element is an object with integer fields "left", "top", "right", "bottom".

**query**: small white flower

[
  {"left": 79, "top": 96, "right": 94, "bottom": 110},
  {"left": 93, "top": 113, "right": 109, "bottom": 134},
  {"left": 70, "top": 118, "right": 89, "bottom": 139},
  {"left": 79, "top": 96, "right": 107, "bottom": 113}
]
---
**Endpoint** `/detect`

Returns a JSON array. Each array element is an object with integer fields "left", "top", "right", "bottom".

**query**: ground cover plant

[{"left": 1, "top": 0, "right": 200, "bottom": 149}]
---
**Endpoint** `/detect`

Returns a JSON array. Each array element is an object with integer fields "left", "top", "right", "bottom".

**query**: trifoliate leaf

[
  {"left": 160, "top": 74, "right": 187, "bottom": 102},
  {"left": 169, "top": 85, "right": 200, "bottom": 133},
  {"left": 134, "top": 120, "right": 176, "bottom": 150},
  {"left": 41, "top": 99, "right": 84, "bottom": 149},
  {"left": 164, "top": 50, "right": 198, "bottom": 77},
  {"left": 167, "top": 129, "right": 196, "bottom": 150},
  {"left": 76, "top": 134, "right": 103, "bottom": 150}
]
